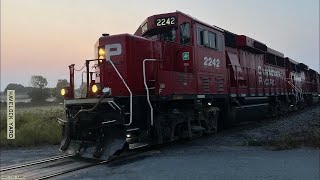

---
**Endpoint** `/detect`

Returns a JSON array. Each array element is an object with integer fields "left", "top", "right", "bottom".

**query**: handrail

[
  {"left": 106, "top": 59, "right": 133, "bottom": 126},
  {"left": 286, "top": 79, "right": 304, "bottom": 102},
  {"left": 143, "top": 59, "right": 162, "bottom": 127},
  {"left": 72, "top": 93, "right": 107, "bottom": 119},
  {"left": 286, "top": 79, "right": 302, "bottom": 92}
]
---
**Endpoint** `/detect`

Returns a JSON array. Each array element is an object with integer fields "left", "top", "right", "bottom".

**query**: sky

[{"left": 1, "top": 0, "right": 319, "bottom": 91}]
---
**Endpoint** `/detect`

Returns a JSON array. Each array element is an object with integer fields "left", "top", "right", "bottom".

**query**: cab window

[
  {"left": 143, "top": 27, "right": 176, "bottom": 42},
  {"left": 197, "top": 26, "right": 204, "bottom": 45},
  {"left": 208, "top": 31, "right": 216, "bottom": 49},
  {"left": 180, "top": 23, "right": 190, "bottom": 45}
]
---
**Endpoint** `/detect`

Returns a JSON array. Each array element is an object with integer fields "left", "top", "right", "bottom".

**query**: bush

[
  {"left": 0, "top": 109, "right": 64, "bottom": 148},
  {"left": 28, "top": 88, "right": 50, "bottom": 104}
]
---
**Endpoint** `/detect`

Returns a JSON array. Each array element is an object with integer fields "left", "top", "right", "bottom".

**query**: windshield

[{"left": 143, "top": 27, "right": 176, "bottom": 42}]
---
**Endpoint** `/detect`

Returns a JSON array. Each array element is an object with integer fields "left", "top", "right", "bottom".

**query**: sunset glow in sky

[{"left": 1, "top": 0, "right": 319, "bottom": 90}]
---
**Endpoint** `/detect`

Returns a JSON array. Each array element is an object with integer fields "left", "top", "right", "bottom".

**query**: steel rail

[
  {"left": 0, "top": 154, "right": 73, "bottom": 172},
  {"left": 35, "top": 150, "right": 160, "bottom": 180},
  {"left": 35, "top": 160, "right": 107, "bottom": 180}
]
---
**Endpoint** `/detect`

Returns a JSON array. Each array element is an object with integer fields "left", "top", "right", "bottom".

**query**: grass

[
  {"left": 0, "top": 102, "right": 62, "bottom": 113},
  {"left": 0, "top": 106, "right": 64, "bottom": 148}
]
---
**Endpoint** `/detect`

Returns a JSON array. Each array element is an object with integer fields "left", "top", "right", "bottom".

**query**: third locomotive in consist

[{"left": 59, "top": 11, "right": 320, "bottom": 160}]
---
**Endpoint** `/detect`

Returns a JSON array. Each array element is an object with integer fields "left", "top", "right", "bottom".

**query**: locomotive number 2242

[
  {"left": 204, "top": 57, "right": 220, "bottom": 68},
  {"left": 156, "top": 17, "right": 175, "bottom": 27}
]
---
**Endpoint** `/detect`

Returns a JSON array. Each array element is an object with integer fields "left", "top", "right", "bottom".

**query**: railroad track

[
  {"left": 0, "top": 154, "right": 73, "bottom": 172},
  {"left": 0, "top": 150, "right": 160, "bottom": 180}
]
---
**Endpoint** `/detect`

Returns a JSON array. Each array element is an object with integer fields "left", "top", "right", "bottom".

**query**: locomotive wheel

[
  {"left": 153, "top": 114, "right": 164, "bottom": 144},
  {"left": 199, "top": 107, "right": 219, "bottom": 134},
  {"left": 206, "top": 110, "right": 218, "bottom": 133},
  {"left": 270, "top": 101, "right": 280, "bottom": 117},
  {"left": 93, "top": 128, "right": 106, "bottom": 158},
  {"left": 276, "top": 101, "right": 283, "bottom": 117},
  {"left": 223, "top": 105, "right": 236, "bottom": 128}
]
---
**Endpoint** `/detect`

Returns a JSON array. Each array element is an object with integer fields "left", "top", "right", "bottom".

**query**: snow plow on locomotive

[{"left": 58, "top": 11, "right": 320, "bottom": 160}]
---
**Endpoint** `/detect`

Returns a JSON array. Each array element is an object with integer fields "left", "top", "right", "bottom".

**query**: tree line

[{"left": 3, "top": 75, "right": 86, "bottom": 103}]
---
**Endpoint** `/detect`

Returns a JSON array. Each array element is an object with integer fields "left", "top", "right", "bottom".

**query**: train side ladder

[
  {"left": 143, "top": 59, "right": 162, "bottom": 127},
  {"left": 286, "top": 78, "right": 304, "bottom": 103}
]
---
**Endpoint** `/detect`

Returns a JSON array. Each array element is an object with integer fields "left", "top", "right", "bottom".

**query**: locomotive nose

[{"left": 59, "top": 90, "right": 127, "bottom": 160}]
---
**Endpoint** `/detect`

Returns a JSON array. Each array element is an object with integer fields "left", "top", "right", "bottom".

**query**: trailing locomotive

[{"left": 59, "top": 11, "right": 320, "bottom": 160}]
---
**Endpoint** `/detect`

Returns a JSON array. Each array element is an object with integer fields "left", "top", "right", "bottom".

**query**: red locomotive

[{"left": 59, "top": 11, "right": 320, "bottom": 159}]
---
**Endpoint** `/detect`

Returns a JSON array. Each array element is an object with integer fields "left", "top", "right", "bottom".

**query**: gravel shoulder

[
  {"left": 205, "top": 105, "right": 320, "bottom": 148},
  {"left": 245, "top": 105, "right": 319, "bottom": 148}
]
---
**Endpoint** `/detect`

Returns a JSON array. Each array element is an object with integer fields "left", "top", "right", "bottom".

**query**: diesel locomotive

[{"left": 59, "top": 11, "right": 320, "bottom": 160}]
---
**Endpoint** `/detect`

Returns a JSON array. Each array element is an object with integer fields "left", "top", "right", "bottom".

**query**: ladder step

[
  {"left": 129, "top": 142, "right": 149, "bottom": 150},
  {"left": 148, "top": 87, "right": 155, "bottom": 90},
  {"left": 127, "top": 128, "right": 140, "bottom": 132},
  {"left": 57, "top": 118, "right": 67, "bottom": 125},
  {"left": 102, "top": 120, "right": 117, "bottom": 125},
  {"left": 191, "top": 125, "right": 205, "bottom": 132},
  {"left": 149, "top": 80, "right": 155, "bottom": 82}
]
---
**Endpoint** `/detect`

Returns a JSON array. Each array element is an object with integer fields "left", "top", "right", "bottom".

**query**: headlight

[
  {"left": 92, "top": 84, "right": 101, "bottom": 94},
  {"left": 98, "top": 48, "right": 105, "bottom": 59},
  {"left": 60, "top": 88, "right": 67, "bottom": 96}
]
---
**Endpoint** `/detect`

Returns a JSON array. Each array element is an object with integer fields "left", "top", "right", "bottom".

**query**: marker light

[
  {"left": 98, "top": 48, "right": 106, "bottom": 59},
  {"left": 60, "top": 88, "right": 67, "bottom": 96},
  {"left": 99, "top": 48, "right": 105, "bottom": 55},
  {"left": 91, "top": 84, "right": 101, "bottom": 94}
]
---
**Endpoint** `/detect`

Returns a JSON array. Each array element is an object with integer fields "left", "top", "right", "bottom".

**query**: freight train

[{"left": 59, "top": 11, "right": 320, "bottom": 160}]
